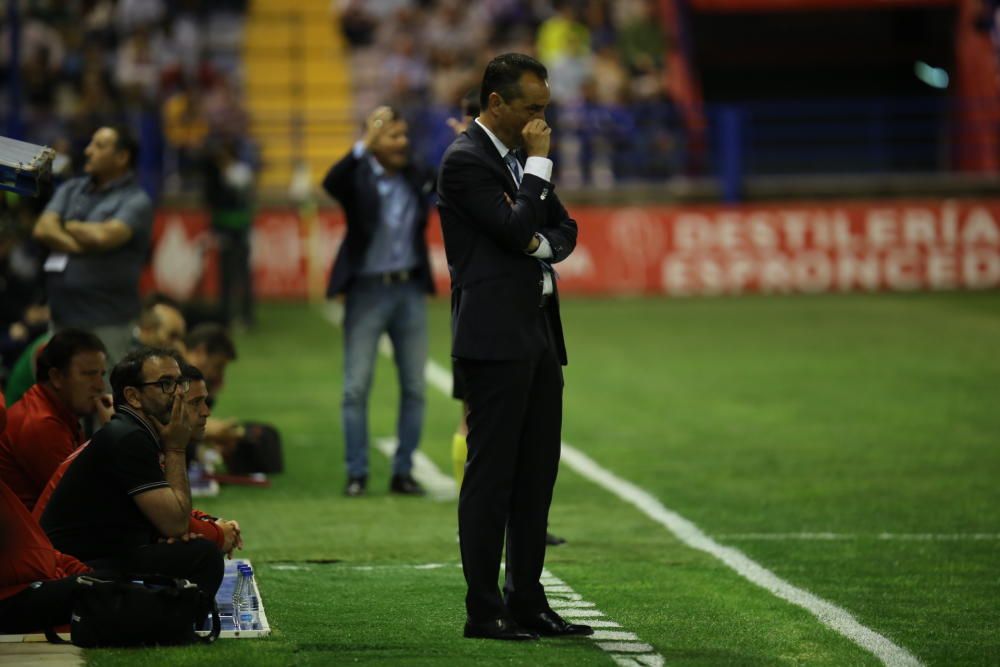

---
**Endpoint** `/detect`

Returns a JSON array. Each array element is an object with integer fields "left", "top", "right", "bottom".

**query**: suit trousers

[{"left": 456, "top": 308, "right": 563, "bottom": 622}]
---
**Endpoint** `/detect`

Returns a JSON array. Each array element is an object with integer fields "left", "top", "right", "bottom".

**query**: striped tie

[{"left": 504, "top": 152, "right": 522, "bottom": 187}]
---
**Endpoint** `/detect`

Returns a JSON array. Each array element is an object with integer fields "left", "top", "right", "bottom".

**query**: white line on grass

[
  {"left": 557, "top": 444, "right": 922, "bottom": 667},
  {"left": 318, "top": 305, "right": 920, "bottom": 666},
  {"left": 413, "top": 353, "right": 920, "bottom": 666},
  {"left": 718, "top": 533, "right": 1000, "bottom": 541}
]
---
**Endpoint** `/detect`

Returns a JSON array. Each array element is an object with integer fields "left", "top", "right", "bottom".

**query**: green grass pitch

[{"left": 86, "top": 292, "right": 1000, "bottom": 666}]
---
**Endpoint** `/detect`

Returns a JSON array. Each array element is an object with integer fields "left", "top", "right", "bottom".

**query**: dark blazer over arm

[
  {"left": 322, "top": 147, "right": 437, "bottom": 297},
  {"left": 437, "top": 122, "right": 577, "bottom": 364}
]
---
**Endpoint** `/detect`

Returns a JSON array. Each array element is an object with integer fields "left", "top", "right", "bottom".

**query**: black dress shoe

[
  {"left": 545, "top": 531, "right": 567, "bottom": 546},
  {"left": 463, "top": 617, "right": 539, "bottom": 641},
  {"left": 344, "top": 477, "right": 367, "bottom": 497},
  {"left": 389, "top": 473, "right": 426, "bottom": 496},
  {"left": 513, "top": 609, "right": 594, "bottom": 637}
]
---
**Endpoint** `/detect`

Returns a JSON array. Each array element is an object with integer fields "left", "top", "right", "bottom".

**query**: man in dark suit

[
  {"left": 437, "top": 53, "right": 591, "bottom": 641},
  {"left": 322, "top": 106, "right": 436, "bottom": 497}
]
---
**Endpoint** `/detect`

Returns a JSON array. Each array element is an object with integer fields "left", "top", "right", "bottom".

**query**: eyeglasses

[{"left": 137, "top": 377, "right": 190, "bottom": 395}]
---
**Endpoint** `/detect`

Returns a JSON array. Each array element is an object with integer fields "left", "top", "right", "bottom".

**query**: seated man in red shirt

[
  {"left": 0, "top": 478, "right": 91, "bottom": 633},
  {"left": 0, "top": 329, "right": 112, "bottom": 510}
]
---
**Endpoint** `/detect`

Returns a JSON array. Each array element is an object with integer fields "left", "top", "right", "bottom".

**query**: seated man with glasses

[{"left": 39, "top": 347, "right": 224, "bottom": 597}]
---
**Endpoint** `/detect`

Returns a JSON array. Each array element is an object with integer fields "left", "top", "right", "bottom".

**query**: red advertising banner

[{"left": 142, "top": 200, "right": 1000, "bottom": 301}]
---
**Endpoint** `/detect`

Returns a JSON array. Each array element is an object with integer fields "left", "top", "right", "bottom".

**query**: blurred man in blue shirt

[{"left": 322, "top": 106, "right": 436, "bottom": 497}]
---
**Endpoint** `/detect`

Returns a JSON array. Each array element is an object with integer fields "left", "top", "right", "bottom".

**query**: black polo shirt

[{"left": 40, "top": 406, "right": 169, "bottom": 562}]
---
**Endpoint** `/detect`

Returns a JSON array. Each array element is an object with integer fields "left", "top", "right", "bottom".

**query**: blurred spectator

[
  {"left": 0, "top": 329, "right": 112, "bottom": 512},
  {"left": 0, "top": 197, "right": 49, "bottom": 376},
  {"left": 115, "top": 26, "right": 169, "bottom": 109},
  {"left": 202, "top": 77, "right": 249, "bottom": 142},
  {"left": 616, "top": 0, "right": 668, "bottom": 75},
  {"left": 338, "top": 0, "right": 378, "bottom": 47},
  {"left": 537, "top": 1, "right": 590, "bottom": 66},
  {"left": 591, "top": 41, "right": 629, "bottom": 106},
  {"left": 382, "top": 34, "right": 432, "bottom": 112},
  {"left": 162, "top": 78, "right": 209, "bottom": 192},
  {"left": 183, "top": 324, "right": 236, "bottom": 399},
  {"left": 134, "top": 293, "right": 188, "bottom": 353},
  {"left": 32, "top": 125, "right": 153, "bottom": 365},
  {"left": 203, "top": 142, "right": 256, "bottom": 329},
  {"left": 114, "top": 0, "right": 167, "bottom": 34}
]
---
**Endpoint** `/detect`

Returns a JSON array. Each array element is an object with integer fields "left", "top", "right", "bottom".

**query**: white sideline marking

[
  {"left": 319, "top": 307, "right": 921, "bottom": 665},
  {"left": 411, "top": 351, "right": 921, "bottom": 667},
  {"left": 540, "top": 569, "right": 665, "bottom": 664},
  {"left": 720, "top": 532, "right": 1000, "bottom": 541},
  {"left": 558, "top": 444, "right": 923, "bottom": 667},
  {"left": 594, "top": 631, "right": 640, "bottom": 641},
  {"left": 550, "top": 600, "right": 596, "bottom": 609},
  {"left": 375, "top": 437, "right": 457, "bottom": 501}
]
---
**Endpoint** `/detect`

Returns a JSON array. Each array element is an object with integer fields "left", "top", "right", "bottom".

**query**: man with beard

[{"left": 39, "top": 347, "right": 223, "bottom": 596}]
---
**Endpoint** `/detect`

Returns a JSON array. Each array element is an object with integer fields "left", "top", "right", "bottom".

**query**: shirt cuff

[
  {"left": 352, "top": 141, "right": 367, "bottom": 158},
  {"left": 528, "top": 233, "right": 554, "bottom": 259},
  {"left": 524, "top": 156, "right": 553, "bottom": 183}
]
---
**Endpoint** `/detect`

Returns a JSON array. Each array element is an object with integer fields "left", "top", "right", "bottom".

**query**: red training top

[
  {"left": 0, "top": 479, "right": 90, "bottom": 601},
  {"left": 0, "top": 384, "right": 84, "bottom": 511}
]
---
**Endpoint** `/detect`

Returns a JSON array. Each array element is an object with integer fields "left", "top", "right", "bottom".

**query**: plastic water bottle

[
  {"left": 237, "top": 566, "right": 255, "bottom": 631},
  {"left": 244, "top": 566, "right": 261, "bottom": 630},
  {"left": 231, "top": 565, "right": 245, "bottom": 630}
]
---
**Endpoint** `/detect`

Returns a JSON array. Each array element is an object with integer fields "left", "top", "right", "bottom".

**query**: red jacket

[
  {"left": 0, "top": 479, "right": 90, "bottom": 601},
  {"left": 0, "top": 384, "right": 84, "bottom": 511},
  {"left": 33, "top": 441, "right": 225, "bottom": 549}
]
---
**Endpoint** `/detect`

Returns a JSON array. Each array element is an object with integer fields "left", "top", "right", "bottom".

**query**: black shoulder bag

[{"left": 46, "top": 574, "right": 221, "bottom": 647}]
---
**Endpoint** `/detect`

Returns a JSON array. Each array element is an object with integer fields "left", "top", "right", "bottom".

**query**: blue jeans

[{"left": 342, "top": 278, "right": 427, "bottom": 479}]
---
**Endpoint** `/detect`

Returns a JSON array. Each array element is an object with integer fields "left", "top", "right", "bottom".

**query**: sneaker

[
  {"left": 344, "top": 476, "right": 367, "bottom": 497},
  {"left": 389, "top": 473, "right": 426, "bottom": 496}
]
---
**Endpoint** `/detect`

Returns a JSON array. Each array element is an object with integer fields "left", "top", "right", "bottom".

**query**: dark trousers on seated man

[
  {"left": 86, "top": 538, "right": 224, "bottom": 598},
  {"left": 0, "top": 541, "right": 223, "bottom": 634}
]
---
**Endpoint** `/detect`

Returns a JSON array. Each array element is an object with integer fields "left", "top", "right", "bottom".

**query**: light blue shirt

[{"left": 353, "top": 142, "right": 420, "bottom": 275}]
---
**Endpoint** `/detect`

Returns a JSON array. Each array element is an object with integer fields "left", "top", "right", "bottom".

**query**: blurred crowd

[
  {"left": 0, "top": 0, "right": 255, "bottom": 196},
  {"left": 340, "top": 0, "right": 683, "bottom": 186}
]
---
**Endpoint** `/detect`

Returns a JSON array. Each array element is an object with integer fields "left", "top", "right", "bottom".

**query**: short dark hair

[
  {"left": 479, "top": 53, "right": 548, "bottom": 112},
  {"left": 185, "top": 323, "right": 237, "bottom": 361},
  {"left": 36, "top": 329, "right": 107, "bottom": 382},
  {"left": 462, "top": 88, "right": 481, "bottom": 118},
  {"left": 179, "top": 361, "right": 205, "bottom": 383},
  {"left": 139, "top": 292, "right": 182, "bottom": 329},
  {"left": 110, "top": 347, "right": 174, "bottom": 406},
  {"left": 106, "top": 124, "right": 139, "bottom": 169}
]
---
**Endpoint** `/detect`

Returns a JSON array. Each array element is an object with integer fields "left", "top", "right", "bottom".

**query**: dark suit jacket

[
  {"left": 437, "top": 122, "right": 577, "bottom": 364},
  {"left": 321, "top": 148, "right": 436, "bottom": 297}
]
